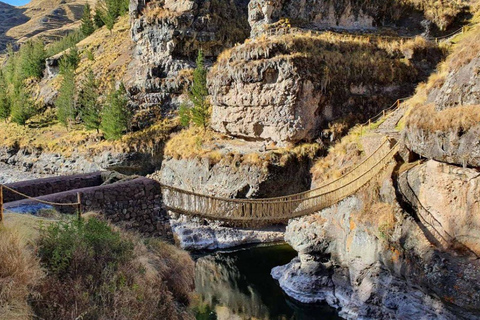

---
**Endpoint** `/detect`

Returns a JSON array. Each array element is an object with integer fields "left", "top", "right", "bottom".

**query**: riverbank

[{"left": 0, "top": 162, "right": 53, "bottom": 184}]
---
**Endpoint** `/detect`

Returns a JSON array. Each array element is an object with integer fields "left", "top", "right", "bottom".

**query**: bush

[{"left": 32, "top": 216, "right": 194, "bottom": 320}]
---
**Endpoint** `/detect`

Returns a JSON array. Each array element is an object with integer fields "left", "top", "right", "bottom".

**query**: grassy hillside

[{"left": 0, "top": 0, "right": 92, "bottom": 51}]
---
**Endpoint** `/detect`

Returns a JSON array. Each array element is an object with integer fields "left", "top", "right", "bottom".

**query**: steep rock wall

[
  {"left": 127, "top": 0, "right": 250, "bottom": 128},
  {"left": 273, "top": 166, "right": 480, "bottom": 319},
  {"left": 209, "top": 35, "right": 441, "bottom": 145},
  {"left": 153, "top": 154, "right": 311, "bottom": 199}
]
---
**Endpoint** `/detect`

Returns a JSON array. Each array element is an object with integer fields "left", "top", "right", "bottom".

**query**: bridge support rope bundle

[{"left": 160, "top": 140, "right": 400, "bottom": 223}]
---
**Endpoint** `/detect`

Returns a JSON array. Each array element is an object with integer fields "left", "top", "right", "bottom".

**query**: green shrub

[
  {"left": 80, "top": 3, "right": 95, "bottom": 36},
  {"left": 78, "top": 69, "right": 102, "bottom": 132},
  {"left": 32, "top": 216, "right": 194, "bottom": 320},
  {"left": 181, "top": 50, "right": 210, "bottom": 129},
  {"left": 38, "top": 217, "right": 133, "bottom": 277},
  {"left": 56, "top": 67, "right": 77, "bottom": 127}
]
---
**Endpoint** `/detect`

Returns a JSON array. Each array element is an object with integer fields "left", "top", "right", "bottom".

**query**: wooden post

[
  {"left": 397, "top": 99, "right": 401, "bottom": 109},
  {"left": 77, "top": 192, "right": 82, "bottom": 220},
  {"left": 0, "top": 185, "right": 3, "bottom": 224}
]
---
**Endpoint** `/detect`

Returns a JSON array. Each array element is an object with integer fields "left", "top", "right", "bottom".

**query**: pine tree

[
  {"left": 56, "top": 68, "right": 76, "bottom": 127},
  {"left": 101, "top": 82, "right": 131, "bottom": 140},
  {"left": 0, "top": 71, "right": 11, "bottom": 121},
  {"left": 10, "top": 87, "right": 35, "bottom": 125},
  {"left": 80, "top": 4, "right": 95, "bottom": 36},
  {"left": 78, "top": 70, "right": 101, "bottom": 132},
  {"left": 93, "top": 5, "right": 106, "bottom": 28},
  {"left": 59, "top": 46, "right": 80, "bottom": 74},
  {"left": 186, "top": 50, "right": 210, "bottom": 129},
  {"left": 17, "top": 40, "right": 46, "bottom": 80}
]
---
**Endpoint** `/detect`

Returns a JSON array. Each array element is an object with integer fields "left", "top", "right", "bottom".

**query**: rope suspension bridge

[
  {"left": 160, "top": 139, "right": 399, "bottom": 223},
  {"left": 0, "top": 100, "right": 404, "bottom": 225}
]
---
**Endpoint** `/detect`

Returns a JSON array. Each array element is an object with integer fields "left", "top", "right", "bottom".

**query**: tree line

[{"left": 0, "top": 0, "right": 132, "bottom": 140}]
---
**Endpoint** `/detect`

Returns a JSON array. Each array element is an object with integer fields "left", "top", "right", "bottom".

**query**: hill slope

[{"left": 0, "top": 0, "right": 93, "bottom": 52}]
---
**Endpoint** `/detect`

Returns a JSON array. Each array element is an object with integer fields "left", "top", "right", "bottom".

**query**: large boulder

[{"left": 209, "top": 34, "right": 441, "bottom": 145}]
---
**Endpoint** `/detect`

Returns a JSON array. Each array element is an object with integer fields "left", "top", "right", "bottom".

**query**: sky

[{"left": 3, "top": 0, "right": 30, "bottom": 6}]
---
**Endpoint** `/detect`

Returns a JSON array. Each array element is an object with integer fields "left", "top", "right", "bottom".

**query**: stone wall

[
  {"left": 3, "top": 172, "right": 104, "bottom": 203},
  {"left": 4, "top": 177, "right": 171, "bottom": 238}
]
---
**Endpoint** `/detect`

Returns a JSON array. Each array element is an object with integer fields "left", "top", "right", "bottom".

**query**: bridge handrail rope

[
  {"left": 162, "top": 97, "right": 407, "bottom": 205},
  {"left": 161, "top": 143, "right": 399, "bottom": 221},
  {"left": 263, "top": 22, "right": 478, "bottom": 43},
  {"left": 160, "top": 142, "right": 398, "bottom": 205},
  {"left": 0, "top": 184, "right": 83, "bottom": 223}
]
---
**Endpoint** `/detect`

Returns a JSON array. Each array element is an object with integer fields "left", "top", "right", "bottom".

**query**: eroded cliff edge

[{"left": 272, "top": 19, "right": 480, "bottom": 319}]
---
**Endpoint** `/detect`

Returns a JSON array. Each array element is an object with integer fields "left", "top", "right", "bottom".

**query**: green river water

[{"left": 193, "top": 244, "right": 341, "bottom": 320}]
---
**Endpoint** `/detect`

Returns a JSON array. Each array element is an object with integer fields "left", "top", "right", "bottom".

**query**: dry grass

[
  {"left": 400, "top": 0, "right": 469, "bottom": 30},
  {"left": 406, "top": 103, "right": 480, "bottom": 132},
  {"left": 0, "top": 118, "right": 176, "bottom": 158},
  {"left": 32, "top": 216, "right": 194, "bottom": 319},
  {"left": 0, "top": 226, "right": 44, "bottom": 320},
  {"left": 76, "top": 16, "right": 134, "bottom": 89},
  {"left": 143, "top": 5, "right": 182, "bottom": 24},
  {"left": 311, "top": 125, "right": 370, "bottom": 184},
  {"left": 165, "top": 127, "right": 320, "bottom": 166}
]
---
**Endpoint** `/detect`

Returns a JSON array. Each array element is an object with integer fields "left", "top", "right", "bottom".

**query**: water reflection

[{"left": 194, "top": 244, "right": 341, "bottom": 320}]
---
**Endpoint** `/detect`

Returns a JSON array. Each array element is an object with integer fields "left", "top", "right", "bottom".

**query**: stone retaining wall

[
  {"left": 4, "top": 177, "right": 171, "bottom": 238},
  {"left": 3, "top": 172, "right": 104, "bottom": 203}
]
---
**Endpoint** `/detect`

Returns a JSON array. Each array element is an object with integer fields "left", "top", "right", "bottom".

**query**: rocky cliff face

[
  {"left": 209, "top": 34, "right": 441, "bottom": 145},
  {"left": 154, "top": 149, "right": 311, "bottom": 199},
  {"left": 127, "top": 0, "right": 250, "bottom": 128},
  {"left": 399, "top": 160, "right": 480, "bottom": 255},
  {"left": 248, "top": 0, "right": 427, "bottom": 37},
  {"left": 273, "top": 164, "right": 480, "bottom": 319},
  {"left": 248, "top": 0, "right": 468, "bottom": 37},
  {"left": 404, "top": 27, "right": 480, "bottom": 167}
]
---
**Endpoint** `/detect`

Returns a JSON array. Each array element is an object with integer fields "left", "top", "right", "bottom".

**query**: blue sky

[{"left": 3, "top": 0, "right": 31, "bottom": 6}]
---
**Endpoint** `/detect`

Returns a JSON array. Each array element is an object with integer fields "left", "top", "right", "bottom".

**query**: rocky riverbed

[{"left": 0, "top": 162, "right": 53, "bottom": 184}]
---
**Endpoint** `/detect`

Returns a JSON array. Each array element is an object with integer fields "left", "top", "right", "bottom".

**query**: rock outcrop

[
  {"left": 427, "top": 56, "right": 480, "bottom": 111},
  {"left": 272, "top": 164, "right": 480, "bottom": 319},
  {"left": 127, "top": 0, "right": 250, "bottom": 128},
  {"left": 399, "top": 160, "right": 480, "bottom": 255},
  {"left": 209, "top": 34, "right": 441, "bottom": 145},
  {"left": 154, "top": 151, "right": 311, "bottom": 199},
  {"left": 248, "top": 0, "right": 468, "bottom": 37},
  {"left": 169, "top": 215, "right": 284, "bottom": 250},
  {"left": 404, "top": 24, "right": 480, "bottom": 167},
  {"left": 0, "top": 144, "right": 163, "bottom": 176}
]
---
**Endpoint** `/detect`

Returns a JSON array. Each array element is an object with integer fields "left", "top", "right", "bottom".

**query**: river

[{"left": 193, "top": 244, "right": 341, "bottom": 320}]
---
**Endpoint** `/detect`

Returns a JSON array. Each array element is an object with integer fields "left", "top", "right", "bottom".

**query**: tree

[
  {"left": 101, "top": 82, "right": 131, "bottom": 140},
  {"left": 80, "top": 4, "right": 95, "bottom": 36},
  {"left": 0, "top": 72, "right": 11, "bottom": 121},
  {"left": 93, "top": 4, "right": 106, "bottom": 28},
  {"left": 16, "top": 40, "right": 46, "bottom": 80},
  {"left": 56, "top": 68, "right": 76, "bottom": 127},
  {"left": 59, "top": 46, "right": 80, "bottom": 74},
  {"left": 78, "top": 70, "right": 101, "bottom": 132},
  {"left": 10, "top": 87, "right": 35, "bottom": 125},
  {"left": 181, "top": 50, "right": 210, "bottom": 129}
]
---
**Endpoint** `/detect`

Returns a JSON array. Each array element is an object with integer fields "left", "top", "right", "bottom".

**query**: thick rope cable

[{"left": 1, "top": 184, "right": 80, "bottom": 207}]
